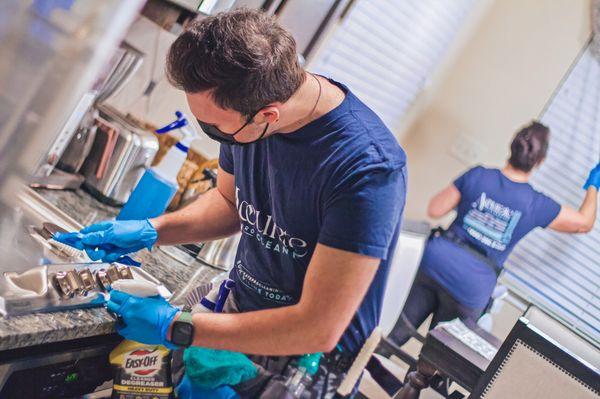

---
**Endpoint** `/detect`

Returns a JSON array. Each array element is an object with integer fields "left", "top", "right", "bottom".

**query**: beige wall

[{"left": 400, "top": 0, "right": 592, "bottom": 221}]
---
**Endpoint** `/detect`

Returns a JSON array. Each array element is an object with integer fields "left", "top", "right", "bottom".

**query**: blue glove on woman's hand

[
  {"left": 106, "top": 290, "right": 179, "bottom": 349},
  {"left": 584, "top": 163, "right": 600, "bottom": 190},
  {"left": 54, "top": 219, "right": 158, "bottom": 262}
]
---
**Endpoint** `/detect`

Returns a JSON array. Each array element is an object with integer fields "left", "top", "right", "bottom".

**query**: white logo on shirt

[
  {"left": 236, "top": 187, "right": 309, "bottom": 259},
  {"left": 463, "top": 192, "right": 522, "bottom": 250}
]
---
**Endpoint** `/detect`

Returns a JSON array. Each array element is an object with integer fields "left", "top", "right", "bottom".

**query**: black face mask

[{"left": 196, "top": 110, "right": 269, "bottom": 146}]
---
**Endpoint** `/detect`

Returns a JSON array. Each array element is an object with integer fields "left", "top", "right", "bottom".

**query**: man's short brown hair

[{"left": 166, "top": 8, "right": 305, "bottom": 117}]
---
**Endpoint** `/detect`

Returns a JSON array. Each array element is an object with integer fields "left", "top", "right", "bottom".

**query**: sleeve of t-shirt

[
  {"left": 533, "top": 192, "right": 561, "bottom": 228},
  {"left": 453, "top": 166, "right": 483, "bottom": 195},
  {"left": 318, "top": 165, "right": 407, "bottom": 260},
  {"left": 218, "top": 144, "right": 234, "bottom": 174}
]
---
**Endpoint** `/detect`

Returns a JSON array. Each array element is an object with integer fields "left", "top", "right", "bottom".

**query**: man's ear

[{"left": 253, "top": 105, "right": 280, "bottom": 124}]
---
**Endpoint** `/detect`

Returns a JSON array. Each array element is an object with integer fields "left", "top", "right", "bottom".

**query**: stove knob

[
  {"left": 65, "top": 270, "right": 85, "bottom": 296},
  {"left": 53, "top": 272, "right": 74, "bottom": 298},
  {"left": 117, "top": 266, "right": 134, "bottom": 280},
  {"left": 77, "top": 268, "right": 97, "bottom": 293},
  {"left": 106, "top": 265, "right": 121, "bottom": 283},
  {"left": 95, "top": 269, "right": 111, "bottom": 291}
]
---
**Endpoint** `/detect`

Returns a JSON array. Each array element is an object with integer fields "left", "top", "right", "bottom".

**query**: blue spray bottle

[{"left": 117, "top": 111, "right": 197, "bottom": 220}]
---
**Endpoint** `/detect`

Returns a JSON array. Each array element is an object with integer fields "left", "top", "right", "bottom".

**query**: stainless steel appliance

[
  {"left": 196, "top": 232, "right": 241, "bottom": 271},
  {"left": 0, "top": 3, "right": 151, "bottom": 398},
  {"left": 38, "top": 43, "right": 145, "bottom": 179},
  {"left": 1, "top": 261, "right": 170, "bottom": 316},
  {"left": 0, "top": 1, "right": 144, "bottom": 192},
  {"left": 0, "top": 334, "right": 119, "bottom": 399},
  {"left": 55, "top": 108, "right": 99, "bottom": 174},
  {"left": 53, "top": 43, "right": 145, "bottom": 175},
  {"left": 0, "top": 188, "right": 174, "bottom": 398},
  {"left": 81, "top": 105, "right": 159, "bottom": 206},
  {"left": 1, "top": 212, "right": 172, "bottom": 316},
  {"left": 1, "top": 0, "right": 144, "bottom": 270}
]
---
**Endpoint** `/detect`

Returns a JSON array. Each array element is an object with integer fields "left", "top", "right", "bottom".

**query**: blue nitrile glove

[
  {"left": 583, "top": 163, "right": 600, "bottom": 190},
  {"left": 176, "top": 375, "right": 239, "bottom": 399},
  {"left": 51, "top": 231, "right": 141, "bottom": 266},
  {"left": 106, "top": 290, "right": 179, "bottom": 349},
  {"left": 53, "top": 231, "right": 86, "bottom": 250},
  {"left": 54, "top": 219, "right": 157, "bottom": 262}
]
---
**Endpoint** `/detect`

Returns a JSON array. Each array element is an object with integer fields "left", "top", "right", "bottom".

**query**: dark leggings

[{"left": 387, "top": 272, "right": 485, "bottom": 346}]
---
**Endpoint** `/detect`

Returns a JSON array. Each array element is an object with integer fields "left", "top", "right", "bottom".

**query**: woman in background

[{"left": 380, "top": 121, "right": 600, "bottom": 353}]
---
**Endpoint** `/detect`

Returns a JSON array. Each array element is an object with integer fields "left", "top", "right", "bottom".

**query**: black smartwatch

[{"left": 170, "top": 312, "right": 195, "bottom": 347}]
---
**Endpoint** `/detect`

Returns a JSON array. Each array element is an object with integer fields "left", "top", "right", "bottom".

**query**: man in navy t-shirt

[
  {"left": 59, "top": 9, "right": 408, "bottom": 397},
  {"left": 217, "top": 77, "right": 406, "bottom": 355}
]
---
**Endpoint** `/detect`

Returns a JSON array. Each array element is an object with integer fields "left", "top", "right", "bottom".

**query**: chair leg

[{"left": 393, "top": 360, "right": 437, "bottom": 399}]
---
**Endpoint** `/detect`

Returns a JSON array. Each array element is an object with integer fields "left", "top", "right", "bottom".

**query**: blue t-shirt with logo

[
  {"left": 218, "top": 79, "right": 407, "bottom": 354},
  {"left": 421, "top": 166, "right": 561, "bottom": 309}
]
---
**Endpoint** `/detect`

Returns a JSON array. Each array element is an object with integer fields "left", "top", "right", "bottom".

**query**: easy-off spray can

[{"left": 110, "top": 342, "right": 174, "bottom": 399}]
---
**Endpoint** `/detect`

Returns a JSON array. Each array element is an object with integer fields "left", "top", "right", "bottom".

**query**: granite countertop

[{"left": 0, "top": 188, "right": 225, "bottom": 351}]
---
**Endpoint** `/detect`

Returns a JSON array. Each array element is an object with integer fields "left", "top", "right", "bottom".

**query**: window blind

[
  {"left": 310, "top": 0, "right": 475, "bottom": 129},
  {"left": 503, "top": 45, "right": 600, "bottom": 343}
]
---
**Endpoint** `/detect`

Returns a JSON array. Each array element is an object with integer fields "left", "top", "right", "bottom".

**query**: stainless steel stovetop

[
  {"left": 0, "top": 188, "right": 170, "bottom": 316},
  {"left": 0, "top": 260, "right": 170, "bottom": 316}
]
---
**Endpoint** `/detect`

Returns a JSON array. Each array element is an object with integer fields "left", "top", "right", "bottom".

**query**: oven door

[{"left": 0, "top": 334, "right": 121, "bottom": 399}]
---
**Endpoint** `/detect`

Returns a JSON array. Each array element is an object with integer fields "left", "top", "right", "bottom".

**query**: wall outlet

[{"left": 450, "top": 134, "right": 487, "bottom": 165}]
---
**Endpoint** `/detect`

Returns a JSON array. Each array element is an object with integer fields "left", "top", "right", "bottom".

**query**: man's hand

[
  {"left": 106, "top": 291, "right": 179, "bottom": 349},
  {"left": 54, "top": 219, "right": 158, "bottom": 262}
]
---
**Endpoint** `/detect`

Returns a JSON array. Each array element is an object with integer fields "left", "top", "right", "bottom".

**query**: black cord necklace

[{"left": 307, "top": 72, "right": 323, "bottom": 120}]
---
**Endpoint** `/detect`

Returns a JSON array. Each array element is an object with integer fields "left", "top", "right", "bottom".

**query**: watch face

[{"left": 172, "top": 321, "right": 194, "bottom": 347}]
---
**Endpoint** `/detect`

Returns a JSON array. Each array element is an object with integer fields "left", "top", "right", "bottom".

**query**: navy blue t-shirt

[
  {"left": 219, "top": 79, "right": 407, "bottom": 354},
  {"left": 421, "top": 166, "right": 561, "bottom": 309}
]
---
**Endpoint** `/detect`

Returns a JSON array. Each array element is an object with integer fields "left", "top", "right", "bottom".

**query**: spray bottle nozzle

[
  {"left": 155, "top": 111, "right": 200, "bottom": 154},
  {"left": 156, "top": 111, "right": 188, "bottom": 134}
]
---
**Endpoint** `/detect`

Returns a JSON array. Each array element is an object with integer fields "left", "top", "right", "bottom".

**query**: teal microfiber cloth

[{"left": 183, "top": 347, "right": 257, "bottom": 390}]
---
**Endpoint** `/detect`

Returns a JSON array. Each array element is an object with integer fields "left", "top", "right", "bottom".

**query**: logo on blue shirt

[
  {"left": 463, "top": 192, "right": 522, "bottom": 250},
  {"left": 236, "top": 187, "right": 309, "bottom": 259}
]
